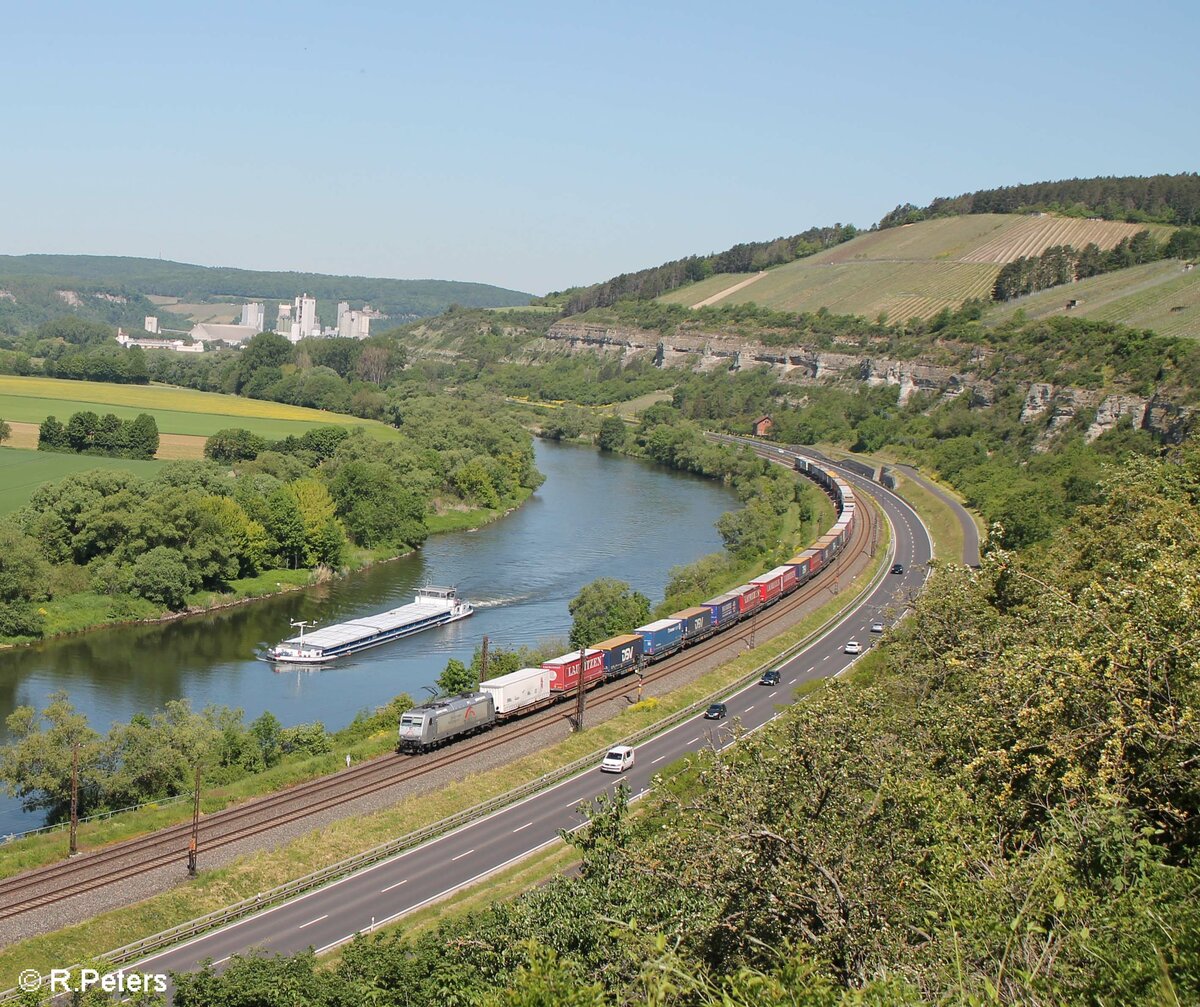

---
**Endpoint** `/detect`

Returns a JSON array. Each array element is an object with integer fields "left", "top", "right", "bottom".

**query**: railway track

[{"left": 0, "top": 484, "right": 873, "bottom": 924}]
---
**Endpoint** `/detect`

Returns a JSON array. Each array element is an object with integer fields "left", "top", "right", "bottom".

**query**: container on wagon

[
  {"left": 634, "top": 618, "right": 683, "bottom": 657},
  {"left": 542, "top": 649, "right": 606, "bottom": 693},
  {"left": 748, "top": 565, "right": 797, "bottom": 603},
  {"left": 732, "top": 583, "right": 762, "bottom": 615},
  {"left": 478, "top": 666, "right": 552, "bottom": 717},
  {"left": 701, "top": 592, "right": 741, "bottom": 628},
  {"left": 788, "top": 554, "right": 813, "bottom": 582},
  {"left": 670, "top": 606, "right": 714, "bottom": 643},
  {"left": 591, "top": 633, "right": 644, "bottom": 678}
]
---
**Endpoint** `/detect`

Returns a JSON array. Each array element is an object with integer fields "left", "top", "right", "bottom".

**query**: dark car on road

[
  {"left": 704, "top": 702, "right": 728, "bottom": 720},
  {"left": 891, "top": 562, "right": 905, "bottom": 574},
  {"left": 760, "top": 670, "right": 781, "bottom": 686}
]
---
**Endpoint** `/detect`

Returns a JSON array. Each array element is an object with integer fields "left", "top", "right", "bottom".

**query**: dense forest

[
  {"left": 879, "top": 172, "right": 1200, "bottom": 228},
  {"left": 549, "top": 224, "right": 859, "bottom": 315},
  {"left": 0, "top": 254, "right": 532, "bottom": 336},
  {"left": 162, "top": 444, "right": 1200, "bottom": 1005}
]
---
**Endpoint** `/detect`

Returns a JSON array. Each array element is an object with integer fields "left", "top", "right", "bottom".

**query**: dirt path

[{"left": 691, "top": 271, "right": 768, "bottom": 308}]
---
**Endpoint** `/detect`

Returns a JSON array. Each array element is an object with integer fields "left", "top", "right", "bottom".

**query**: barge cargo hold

[{"left": 263, "top": 587, "right": 473, "bottom": 665}]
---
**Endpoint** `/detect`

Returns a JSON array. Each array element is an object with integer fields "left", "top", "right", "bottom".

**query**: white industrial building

[
  {"left": 189, "top": 322, "right": 260, "bottom": 346},
  {"left": 289, "top": 293, "right": 318, "bottom": 342},
  {"left": 117, "top": 329, "right": 204, "bottom": 353},
  {"left": 336, "top": 301, "right": 373, "bottom": 340},
  {"left": 144, "top": 315, "right": 160, "bottom": 334},
  {"left": 240, "top": 302, "right": 265, "bottom": 332}
]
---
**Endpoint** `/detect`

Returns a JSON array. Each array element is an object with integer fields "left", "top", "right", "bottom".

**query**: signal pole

[
  {"left": 69, "top": 742, "right": 80, "bottom": 857},
  {"left": 574, "top": 646, "right": 588, "bottom": 732},
  {"left": 187, "top": 764, "right": 202, "bottom": 877},
  {"left": 480, "top": 636, "right": 490, "bottom": 682}
]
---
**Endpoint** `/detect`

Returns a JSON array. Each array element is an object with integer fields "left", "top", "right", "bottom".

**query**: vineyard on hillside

[
  {"left": 960, "top": 216, "right": 1175, "bottom": 263},
  {"left": 656, "top": 213, "right": 1181, "bottom": 323}
]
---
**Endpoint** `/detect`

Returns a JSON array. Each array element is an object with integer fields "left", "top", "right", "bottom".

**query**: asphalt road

[
  {"left": 894, "top": 463, "right": 980, "bottom": 566},
  {"left": 124, "top": 464, "right": 932, "bottom": 994}
]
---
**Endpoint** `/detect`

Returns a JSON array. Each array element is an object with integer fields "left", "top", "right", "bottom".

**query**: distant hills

[{"left": 0, "top": 254, "right": 532, "bottom": 335}]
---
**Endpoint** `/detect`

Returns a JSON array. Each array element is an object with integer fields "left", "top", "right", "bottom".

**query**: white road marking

[
  {"left": 511, "top": 822, "right": 533, "bottom": 833},
  {"left": 565, "top": 800, "right": 582, "bottom": 810},
  {"left": 450, "top": 849, "right": 475, "bottom": 862},
  {"left": 298, "top": 915, "right": 328, "bottom": 929},
  {"left": 806, "top": 666, "right": 815, "bottom": 673},
  {"left": 745, "top": 705, "right": 755, "bottom": 712},
  {"left": 380, "top": 880, "right": 408, "bottom": 893},
  {"left": 789, "top": 678, "right": 797, "bottom": 684},
  {"left": 651, "top": 755, "right": 665, "bottom": 764},
  {"left": 687, "top": 737, "right": 700, "bottom": 744},
  {"left": 822, "top": 654, "right": 830, "bottom": 660},
  {"left": 768, "top": 691, "right": 777, "bottom": 698}
]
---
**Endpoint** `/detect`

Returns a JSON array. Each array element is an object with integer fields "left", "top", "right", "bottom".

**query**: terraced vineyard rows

[{"left": 961, "top": 216, "right": 1174, "bottom": 263}]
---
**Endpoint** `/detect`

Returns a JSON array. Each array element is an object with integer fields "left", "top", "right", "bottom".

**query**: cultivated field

[
  {"left": 986, "top": 260, "right": 1200, "bottom": 338},
  {"left": 728, "top": 259, "right": 998, "bottom": 323},
  {"left": 0, "top": 448, "right": 163, "bottom": 514},
  {"left": 657, "top": 214, "right": 1179, "bottom": 322},
  {"left": 0, "top": 376, "right": 398, "bottom": 441}
]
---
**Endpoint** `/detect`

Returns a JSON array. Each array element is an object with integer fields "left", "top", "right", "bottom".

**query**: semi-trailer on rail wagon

[
  {"left": 592, "top": 633, "right": 644, "bottom": 679},
  {"left": 479, "top": 666, "right": 552, "bottom": 718},
  {"left": 670, "top": 606, "right": 714, "bottom": 646},
  {"left": 635, "top": 618, "right": 684, "bottom": 658},
  {"left": 542, "top": 648, "right": 606, "bottom": 693}
]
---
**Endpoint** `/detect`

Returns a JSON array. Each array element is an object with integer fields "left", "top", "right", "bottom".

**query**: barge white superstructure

[{"left": 263, "top": 587, "right": 472, "bottom": 665}]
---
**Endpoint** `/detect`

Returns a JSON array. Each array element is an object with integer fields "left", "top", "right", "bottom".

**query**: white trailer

[{"left": 479, "top": 666, "right": 552, "bottom": 717}]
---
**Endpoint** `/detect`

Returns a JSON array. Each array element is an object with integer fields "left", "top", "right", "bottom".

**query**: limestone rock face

[
  {"left": 1086, "top": 395, "right": 1149, "bottom": 442},
  {"left": 1020, "top": 383, "right": 1055, "bottom": 423}
]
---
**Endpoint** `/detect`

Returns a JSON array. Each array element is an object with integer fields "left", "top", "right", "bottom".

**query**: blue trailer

[
  {"left": 635, "top": 618, "right": 683, "bottom": 660},
  {"left": 669, "top": 606, "right": 715, "bottom": 646},
  {"left": 592, "top": 633, "right": 644, "bottom": 680},
  {"left": 702, "top": 591, "right": 741, "bottom": 629}
]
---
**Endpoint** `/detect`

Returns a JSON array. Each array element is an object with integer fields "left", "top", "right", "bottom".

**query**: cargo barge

[{"left": 263, "top": 587, "right": 473, "bottom": 665}]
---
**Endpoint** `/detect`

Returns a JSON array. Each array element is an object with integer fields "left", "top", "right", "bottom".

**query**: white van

[{"left": 600, "top": 745, "right": 635, "bottom": 773}]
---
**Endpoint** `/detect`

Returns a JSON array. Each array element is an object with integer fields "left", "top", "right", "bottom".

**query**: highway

[{"left": 124, "top": 464, "right": 932, "bottom": 989}]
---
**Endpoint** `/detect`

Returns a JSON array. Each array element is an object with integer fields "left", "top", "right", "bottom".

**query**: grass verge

[{"left": 0, "top": 499, "right": 889, "bottom": 987}]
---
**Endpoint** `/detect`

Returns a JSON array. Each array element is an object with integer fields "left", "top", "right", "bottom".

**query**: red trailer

[
  {"left": 749, "top": 564, "right": 797, "bottom": 604},
  {"left": 732, "top": 583, "right": 762, "bottom": 616},
  {"left": 542, "top": 648, "right": 606, "bottom": 693}
]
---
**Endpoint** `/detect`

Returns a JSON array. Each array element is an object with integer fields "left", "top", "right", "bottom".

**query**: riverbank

[
  {"left": 0, "top": 488, "right": 534, "bottom": 652},
  {"left": 0, "top": 491, "right": 890, "bottom": 975}
]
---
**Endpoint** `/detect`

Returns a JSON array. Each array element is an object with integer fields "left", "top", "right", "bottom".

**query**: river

[{"left": 0, "top": 440, "right": 738, "bottom": 834}]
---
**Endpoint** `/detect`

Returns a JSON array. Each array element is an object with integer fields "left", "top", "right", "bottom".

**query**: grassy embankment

[{"left": 0, "top": 495, "right": 891, "bottom": 988}]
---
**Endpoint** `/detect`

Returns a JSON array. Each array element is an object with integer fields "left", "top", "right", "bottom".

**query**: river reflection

[{"left": 0, "top": 440, "right": 738, "bottom": 833}]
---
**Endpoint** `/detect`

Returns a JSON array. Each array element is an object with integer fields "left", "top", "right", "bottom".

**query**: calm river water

[{"left": 0, "top": 440, "right": 737, "bottom": 834}]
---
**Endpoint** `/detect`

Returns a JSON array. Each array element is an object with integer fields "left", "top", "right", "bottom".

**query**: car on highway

[
  {"left": 760, "top": 669, "right": 781, "bottom": 686},
  {"left": 844, "top": 640, "right": 862, "bottom": 655},
  {"left": 870, "top": 621, "right": 884, "bottom": 634},
  {"left": 891, "top": 562, "right": 905, "bottom": 575},
  {"left": 600, "top": 745, "right": 635, "bottom": 773},
  {"left": 704, "top": 702, "right": 728, "bottom": 720}
]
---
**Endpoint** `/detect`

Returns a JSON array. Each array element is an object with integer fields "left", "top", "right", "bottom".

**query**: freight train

[{"left": 397, "top": 457, "right": 856, "bottom": 753}]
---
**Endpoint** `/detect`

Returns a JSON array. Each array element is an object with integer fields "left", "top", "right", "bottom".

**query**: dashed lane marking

[
  {"left": 450, "top": 849, "right": 474, "bottom": 862},
  {"left": 511, "top": 822, "right": 533, "bottom": 833},
  {"left": 380, "top": 880, "right": 408, "bottom": 893},
  {"left": 298, "top": 915, "right": 328, "bottom": 929},
  {"left": 651, "top": 755, "right": 665, "bottom": 764}
]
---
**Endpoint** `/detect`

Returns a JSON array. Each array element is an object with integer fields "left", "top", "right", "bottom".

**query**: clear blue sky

[{"left": 4, "top": 0, "right": 1196, "bottom": 295}]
